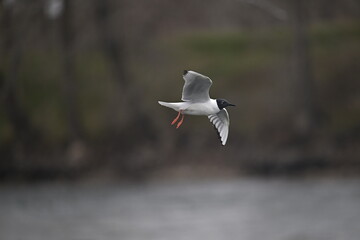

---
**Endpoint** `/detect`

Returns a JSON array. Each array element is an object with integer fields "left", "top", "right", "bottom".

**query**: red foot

[
  {"left": 171, "top": 111, "right": 181, "bottom": 125},
  {"left": 176, "top": 114, "right": 185, "bottom": 129}
]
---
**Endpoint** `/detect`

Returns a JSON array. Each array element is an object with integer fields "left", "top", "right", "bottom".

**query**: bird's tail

[
  {"left": 158, "top": 101, "right": 173, "bottom": 108},
  {"left": 158, "top": 101, "right": 181, "bottom": 111}
]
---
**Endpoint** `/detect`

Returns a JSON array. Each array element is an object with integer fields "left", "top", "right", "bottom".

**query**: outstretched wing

[
  {"left": 208, "top": 109, "right": 230, "bottom": 145},
  {"left": 182, "top": 71, "right": 212, "bottom": 102}
]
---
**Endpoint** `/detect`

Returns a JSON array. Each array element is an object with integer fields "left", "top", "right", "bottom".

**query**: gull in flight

[{"left": 158, "top": 70, "right": 235, "bottom": 145}]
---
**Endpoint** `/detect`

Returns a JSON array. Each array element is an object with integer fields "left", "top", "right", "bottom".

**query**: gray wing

[
  {"left": 208, "top": 109, "right": 230, "bottom": 145},
  {"left": 182, "top": 71, "right": 212, "bottom": 102}
]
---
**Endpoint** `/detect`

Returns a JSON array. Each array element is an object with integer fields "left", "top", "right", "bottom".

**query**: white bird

[{"left": 158, "top": 70, "right": 235, "bottom": 145}]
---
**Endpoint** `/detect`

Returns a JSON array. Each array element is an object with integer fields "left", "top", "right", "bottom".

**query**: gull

[{"left": 158, "top": 70, "right": 235, "bottom": 145}]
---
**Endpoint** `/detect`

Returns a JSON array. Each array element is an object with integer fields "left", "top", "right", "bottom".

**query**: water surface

[{"left": 1, "top": 178, "right": 359, "bottom": 240}]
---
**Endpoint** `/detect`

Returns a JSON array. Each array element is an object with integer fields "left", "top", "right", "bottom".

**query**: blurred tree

[
  {"left": 91, "top": 0, "right": 159, "bottom": 174},
  {"left": 0, "top": 1, "right": 46, "bottom": 176},
  {"left": 93, "top": 0, "right": 156, "bottom": 141},
  {"left": 61, "top": 0, "right": 83, "bottom": 141},
  {"left": 94, "top": 0, "right": 130, "bottom": 131},
  {"left": 0, "top": 1, "right": 37, "bottom": 144},
  {"left": 290, "top": 0, "right": 317, "bottom": 138},
  {"left": 61, "top": 0, "right": 87, "bottom": 166}
]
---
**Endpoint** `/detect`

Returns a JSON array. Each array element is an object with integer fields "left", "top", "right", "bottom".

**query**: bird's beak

[{"left": 228, "top": 103, "right": 236, "bottom": 107}]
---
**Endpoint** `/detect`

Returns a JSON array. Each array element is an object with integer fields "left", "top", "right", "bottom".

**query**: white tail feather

[{"left": 158, "top": 101, "right": 183, "bottom": 112}]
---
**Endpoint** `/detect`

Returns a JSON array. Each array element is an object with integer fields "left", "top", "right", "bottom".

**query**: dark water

[{"left": 1, "top": 178, "right": 359, "bottom": 240}]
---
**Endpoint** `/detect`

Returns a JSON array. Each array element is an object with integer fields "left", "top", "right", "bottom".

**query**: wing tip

[{"left": 211, "top": 122, "right": 228, "bottom": 146}]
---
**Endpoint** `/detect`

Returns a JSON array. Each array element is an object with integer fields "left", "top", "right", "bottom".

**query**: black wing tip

[
  {"left": 212, "top": 124, "right": 223, "bottom": 145},
  {"left": 183, "top": 70, "right": 188, "bottom": 75}
]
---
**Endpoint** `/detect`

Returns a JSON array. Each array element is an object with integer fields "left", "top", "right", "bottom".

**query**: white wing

[
  {"left": 208, "top": 109, "right": 230, "bottom": 145},
  {"left": 182, "top": 71, "right": 212, "bottom": 102}
]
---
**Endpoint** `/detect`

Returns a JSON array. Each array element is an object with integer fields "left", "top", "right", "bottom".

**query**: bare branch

[{"left": 238, "top": 0, "right": 288, "bottom": 21}]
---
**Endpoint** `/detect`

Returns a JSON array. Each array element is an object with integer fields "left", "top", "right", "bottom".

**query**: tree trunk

[
  {"left": 93, "top": 0, "right": 158, "bottom": 160},
  {"left": 61, "top": 0, "right": 87, "bottom": 166},
  {"left": 291, "top": 0, "right": 316, "bottom": 137},
  {"left": 1, "top": 1, "right": 35, "bottom": 143},
  {"left": 0, "top": 1, "right": 43, "bottom": 173},
  {"left": 61, "top": 0, "right": 83, "bottom": 141}
]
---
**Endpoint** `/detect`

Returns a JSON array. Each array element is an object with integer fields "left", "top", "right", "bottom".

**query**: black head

[{"left": 216, "top": 99, "right": 235, "bottom": 110}]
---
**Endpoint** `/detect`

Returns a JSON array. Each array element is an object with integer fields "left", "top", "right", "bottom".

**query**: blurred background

[{"left": 0, "top": 0, "right": 360, "bottom": 239}]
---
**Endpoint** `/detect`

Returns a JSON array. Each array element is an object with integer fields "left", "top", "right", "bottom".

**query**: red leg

[
  {"left": 176, "top": 113, "right": 185, "bottom": 129},
  {"left": 171, "top": 111, "right": 181, "bottom": 125}
]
